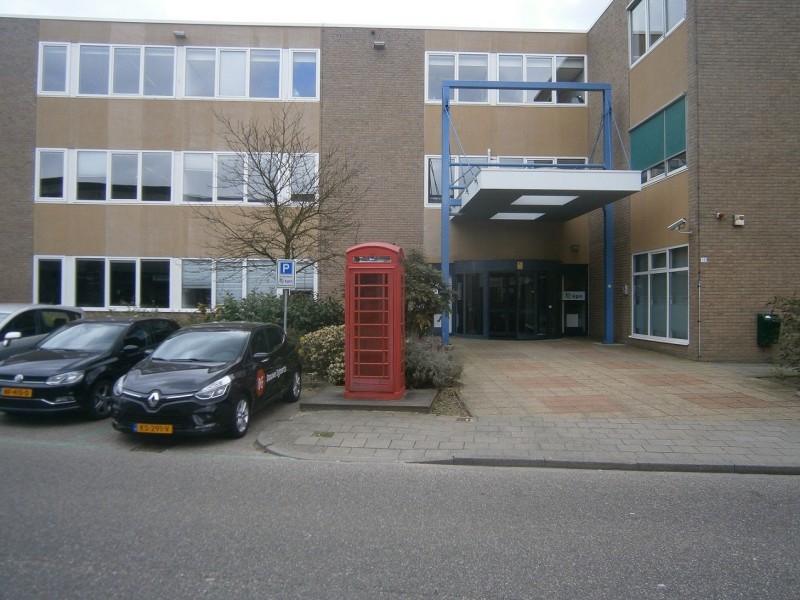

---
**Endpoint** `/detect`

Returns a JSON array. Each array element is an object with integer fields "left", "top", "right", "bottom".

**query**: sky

[{"left": 0, "top": 0, "right": 614, "bottom": 31}]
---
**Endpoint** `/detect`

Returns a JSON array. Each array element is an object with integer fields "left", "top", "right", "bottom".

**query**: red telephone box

[{"left": 344, "top": 243, "right": 405, "bottom": 400}]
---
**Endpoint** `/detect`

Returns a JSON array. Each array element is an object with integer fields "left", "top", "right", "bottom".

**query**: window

[
  {"left": 79, "top": 45, "right": 110, "bottom": 95},
  {"left": 77, "top": 151, "right": 107, "bottom": 200},
  {"left": 217, "top": 154, "right": 244, "bottom": 201},
  {"left": 219, "top": 49, "right": 247, "bottom": 97},
  {"left": 185, "top": 48, "right": 216, "bottom": 97},
  {"left": 183, "top": 153, "right": 214, "bottom": 202},
  {"left": 431, "top": 52, "right": 586, "bottom": 104},
  {"left": 38, "top": 150, "right": 65, "bottom": 199},
  {"left": 113, "top": 47, "right": 141, "bottom": 94},
  {"left": 632, "top": 246, "right": 688, "bottom": 342},
  {"left": 37, "top": 259, "right": 63, "bottom": 304},
  {"left": 215, "top": 261, "right": 244, "bottom": 303},
  {"left": 140, "top": 260, "right": 170, "bottom": 308},
  {"left": 40, "top": 44, "right": 68, "bottom": 93},
  {"left": 76, "top": 259, "right": 105, "bottom": 307},
  {"left": 291, "top": 51, "right": 318, "bottom": 98},
  {"left": 111, "top": 153, "right": 139, "bottom": 200},
  {"left": 631, "top": 97, "right": 686, "bottom": 183},
  {"left": 250, "top": 49, "right": 280, "bottom": 98},
  {"left": 142, "top": 153, "right": 173, "bottom": 201},
  {"left": 110, "top": 260, "right": 136, "bottom": 306},
  {"left": 144, "top": 47, "right": 175, "bottom": 96},
  {"left": 290, "top": 154, "right": 317, "bottom": 201},
  {"left": 629, "top": 0, "right": 686, "bottom": 64},
  {"left": 246, "top": 260, "right": 277, "bottom": 295},
  {"left": 182, "top": 259, "right": 212, "bottom": 308}
]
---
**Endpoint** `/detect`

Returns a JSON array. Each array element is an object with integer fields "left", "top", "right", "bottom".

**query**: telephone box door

[{"left": 345, "top": 243, "right": 405, "bottom": 400}]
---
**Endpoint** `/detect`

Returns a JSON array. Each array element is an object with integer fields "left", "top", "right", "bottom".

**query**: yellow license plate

[
  {"left": 135, "top": 423, "right": 173, "bottom": 434},
  {"left": 1, "top": 387, "right": 33, "bottom": 398}
]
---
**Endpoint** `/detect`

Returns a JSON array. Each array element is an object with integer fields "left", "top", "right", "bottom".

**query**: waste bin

[{"left": 756, "top": 313, "right": 781, "bottom": 346}]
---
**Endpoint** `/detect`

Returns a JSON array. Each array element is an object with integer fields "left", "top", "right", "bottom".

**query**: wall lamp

[
  {"left": 373, "top": 40, "right": 385, "bottom": 50},
  {"left": 173, "top": 30, "right": 187, "bottom": 39}
]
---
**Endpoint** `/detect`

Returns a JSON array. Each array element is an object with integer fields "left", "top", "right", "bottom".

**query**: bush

[
  {"left": 404, "top": 337, "right": 463, "bottom": 389},
  {"left": 404, "top": 249, "right": 455, "bottom": 339},
  {"left": 298, "top": 325, "right": 345, "bottom": 385},
  {"left": 769, "top": 294, "right": 800, "bottom": 375},
  {"left": 213, "top": 292, "right": 344, "bottom": 338}
]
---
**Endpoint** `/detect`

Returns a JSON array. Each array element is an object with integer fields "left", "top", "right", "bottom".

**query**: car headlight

[
  {"left": 113, "top": 375, "right": 126, "bottom": 396},
  {"left": 195, "top": 375, "right": 232, "bottom": 402},
  {"left": 46, "top": 371, "right": 85, "bottom": 386}
]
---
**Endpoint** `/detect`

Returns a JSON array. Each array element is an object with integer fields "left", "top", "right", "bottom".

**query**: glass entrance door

[
  {"left": 487, "top": 271, "right": 557, "bottom": 339},
  {"left": 488, "top": 273, "right": 516, "bottom": 337}
]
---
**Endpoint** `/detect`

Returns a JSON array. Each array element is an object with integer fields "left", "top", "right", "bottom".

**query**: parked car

[
  {"left": 111, "top": 322, "right": 302, "bottom": 439},
  {"left": 0, "top": 316, "right": 179, "bottom": 419},
  {"left": 0, "top": 304, "right": 83, "bottom": 361}
]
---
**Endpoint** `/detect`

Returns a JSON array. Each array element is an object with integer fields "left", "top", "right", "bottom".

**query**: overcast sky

[{"left": 0, "top": 0, "right": 614, "bottom": 31}]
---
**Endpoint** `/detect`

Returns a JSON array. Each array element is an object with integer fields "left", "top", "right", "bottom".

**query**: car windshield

[
  {"left": 39, "top": 322, "right": 127, "bottom": 352},
  {"left": 151, "top": 330, "right": 248, "bottom": 363}
]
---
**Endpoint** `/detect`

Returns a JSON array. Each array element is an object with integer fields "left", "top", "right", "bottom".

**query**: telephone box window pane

[
  {"left": 77, "top": 151, "right": 107, "bottom": 200},
  {"left": 38, "top": 259, "right": 63, "bottom": 304},
  {"left": 42, "top": 45, "right": 68, "bottom": 93},
  {"left": 39, "top": 151, "right": 64, "bottom": 198},
  {"left": 142, "top": 153, "right": 172, "bottom": 201},
  {"left": 113, "top": 47, "right": 141, "bottom": 94},
  {"left": 111, "top": 153, "right": 138, "bottom": 200},
  {"left": 110, "top": 261, "right": 136, "bottom": 306},
  {"left": 79, "top": 45, "right": 110, "bottom": 95},
  {"left": 292, "top": 52, "right": 317, "bottom": 98},
  {"left": 144, "top": 47, "right": 175, "bottom": 96},
  {"left": 140, "top": 260, "right": 170, "bottom": 308},
  {"left": 76, "top": 259, "right": 105, "bottom": 307},
  {"left": 250, "top": 50, "right": 280, "bottom": 98}
]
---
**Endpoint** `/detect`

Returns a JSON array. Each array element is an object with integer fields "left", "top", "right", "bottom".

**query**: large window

[
  {"left": 37, "top": 150, "right": 65, "bottom": 199},
  {"left": 630, "top": 97, "right": 686, "bottom": 183},
  {"left": 629, "top": 0, "right": 686, "bottom": 64},
  {"left": 632, "top": 246, "right": 688, "bottom": 343},
  {"left": 39, "top": 43, "right": 315, "bottom": 101},
  {"left": 427, "top": 52, "right": 587, "bottom": 105}
]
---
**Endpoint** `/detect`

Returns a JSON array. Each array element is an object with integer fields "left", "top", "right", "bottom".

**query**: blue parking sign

[{"left": 277, "top": 259, "right": 295, "bottom": 288}]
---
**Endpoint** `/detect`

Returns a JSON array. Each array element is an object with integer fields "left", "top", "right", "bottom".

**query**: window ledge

[{"left": 629, "top": 334, "right": 689, "bottom": 346}]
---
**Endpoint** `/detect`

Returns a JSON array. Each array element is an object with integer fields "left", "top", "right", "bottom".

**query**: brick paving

[{"left": 256, "top": 338, "right": 800, "bottom": 473}]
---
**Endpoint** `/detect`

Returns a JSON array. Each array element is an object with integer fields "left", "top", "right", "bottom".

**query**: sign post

[{"left": 276, "top": 260, "right": 295, "bottom": 331}]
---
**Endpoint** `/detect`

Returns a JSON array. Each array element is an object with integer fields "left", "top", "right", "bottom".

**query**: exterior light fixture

[
  {"left": 173, "top": 30, "right": 187, "bottom": 39},
  {"left": 373, "top": 40, "right": 385, "bottom": 50}
]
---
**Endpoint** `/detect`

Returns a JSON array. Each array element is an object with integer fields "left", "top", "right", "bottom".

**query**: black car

[
  {"left": 0, "top": 317, "right": 179, "bottom": 419},
  {"left": 111, "top": 322, "right": 302, "bottom": 439}
]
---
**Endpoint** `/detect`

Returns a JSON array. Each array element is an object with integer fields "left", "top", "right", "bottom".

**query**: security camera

[{"left": 667, "top": 218, "right": 687, "bottom": 231}]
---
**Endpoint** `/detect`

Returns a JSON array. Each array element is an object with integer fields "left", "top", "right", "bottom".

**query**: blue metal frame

[{"left": 440, "top": 80, "right": 616, "bottom": 344}]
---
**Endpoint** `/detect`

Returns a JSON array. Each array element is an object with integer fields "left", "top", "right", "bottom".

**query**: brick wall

[
  {"left": 0, "top": 18, "right": 37, "bottom": 302},
  {"left": 318, "top": 27, "right": 425, "bottom": 297},
  {"left": 587, "top": 0, "right": 633, "bottom": 342}
]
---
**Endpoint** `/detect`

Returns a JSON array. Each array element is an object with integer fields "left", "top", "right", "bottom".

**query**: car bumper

[
  {"left": 111, "top": 395, "right": 232, "bottom": 436},
  {"left": 0, "top": 387, "right": 83, "bottom": 414}
]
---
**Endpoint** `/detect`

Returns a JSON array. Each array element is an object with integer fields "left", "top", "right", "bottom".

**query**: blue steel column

[
  {"left": 602, "top": 87, "right": 614, "bottom": 344},
  {"left": 440, "top": 84, "right": 452, "bottom": 344}
]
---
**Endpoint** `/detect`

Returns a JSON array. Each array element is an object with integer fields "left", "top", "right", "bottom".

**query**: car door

[
  {"left": 248, "top": 327, "right": 273, "bottom": 407},
  {"left": 0, "top": 309, "right": 40, "bottom": 360},
  {"left": 264, "top": 325, "right": 291, "bottom": 397}
]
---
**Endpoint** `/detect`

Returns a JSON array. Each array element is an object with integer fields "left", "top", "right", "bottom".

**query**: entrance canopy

[{"left": 453, "top": 167, "right": 641, "bottom": 221}]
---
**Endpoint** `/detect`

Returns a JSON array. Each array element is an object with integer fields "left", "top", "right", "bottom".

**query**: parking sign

[{"left": 277, "top": 259, "right": 295, "bottom": 289}]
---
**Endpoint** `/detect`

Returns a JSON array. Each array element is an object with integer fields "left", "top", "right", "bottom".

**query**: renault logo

[
  {"left": 14, "top": 374, "right": 24, "bottom": 383},
  {"left": 147, "top": 391, "right": 161, "bottom": 408}
]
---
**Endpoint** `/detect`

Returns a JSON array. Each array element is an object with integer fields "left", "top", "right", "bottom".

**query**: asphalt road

[{"left": 0, "top": 411, "right": 798, "bottom": 600}]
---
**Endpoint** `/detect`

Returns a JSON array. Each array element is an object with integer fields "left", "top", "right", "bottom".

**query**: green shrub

[
  {"left": 403, "top": 249, "right": 455, "bottom": 338},
  {"left": 769, "top": 294, "right": 800, "bottom": 375},
  {"left": 404, "top": 337, "right": 463, "bottom": 389},
  {"left": 213, "top": 292, "right": 344, "bottom": 338},
  {"left": 299, "top": 325, "right": 346, "bottom": 385}
]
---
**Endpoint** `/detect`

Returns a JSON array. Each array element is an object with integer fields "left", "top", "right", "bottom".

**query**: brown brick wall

[
  {"left": 0, "top": 18, "right": 38, "bottom": 302},
  {"left": 689, "top": 0, "right": 800, "bottom": 361},
  {"left": 319, "top": 27, "right": 425, "bottom": 297},
  {"left": 587, "top": 0, "right": 633, "bottom": 342}
]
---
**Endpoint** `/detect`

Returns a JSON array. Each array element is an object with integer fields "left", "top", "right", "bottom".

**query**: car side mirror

[
  {"left": 253, "top": 352, "right": 269, "bottom": 360},
  {"left": 123, "top": 344, "right": 143, "bottom": 354},
  {"left": 3, "top": 331, "right": 22, "bottom": 347}
]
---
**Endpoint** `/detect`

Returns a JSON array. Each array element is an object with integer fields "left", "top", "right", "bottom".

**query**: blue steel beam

[{"left": 440, "top": 80, "right": 616, "bottom": 345}]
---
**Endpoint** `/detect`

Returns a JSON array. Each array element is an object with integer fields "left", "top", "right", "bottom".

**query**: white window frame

[
  {"left": 628, "top": 0, "right": 687, "bottom": 66},
  {"left": 38, "top": 43, "right": 70, "bottom": 95},
  {"left": 630, "top": 245, "right": 689, "bottom": 345}
]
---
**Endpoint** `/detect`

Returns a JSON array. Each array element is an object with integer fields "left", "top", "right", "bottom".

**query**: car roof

[
  {"left": 68, "top": 316, "right": 177, "bottom": 325},
  {"left": 0, "top": 303, "right": 82, "bottom": 313},
  {"left": 177, "top": 321, "right": 276, "bottom": 333}
]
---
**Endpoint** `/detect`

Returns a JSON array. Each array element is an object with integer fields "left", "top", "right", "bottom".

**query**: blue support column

[
  {"left": 440, "top": 85, "right": 452, "bottom": 344},
  {"left": 602, "top": 88, "right": 615, "bottom": 344}
]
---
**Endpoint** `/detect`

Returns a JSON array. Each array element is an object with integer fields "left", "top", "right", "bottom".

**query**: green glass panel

[
  {"left": 631, "top": 112, "right": 665, "bottom": 171},
  {"left": 664, "top": 97, "right": 686, "bottom": 158}
]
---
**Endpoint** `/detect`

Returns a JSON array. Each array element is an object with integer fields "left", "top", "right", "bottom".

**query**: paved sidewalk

[{"left": 256, "top": 339, "right": 800, "bottom": 473}]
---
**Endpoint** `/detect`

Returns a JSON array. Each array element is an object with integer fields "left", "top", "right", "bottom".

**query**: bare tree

[{"left": 194, "top": 105, "right": 366, "bottom": 273}]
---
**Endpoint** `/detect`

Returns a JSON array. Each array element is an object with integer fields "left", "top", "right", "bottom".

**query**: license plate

[
  {"left": 1, "top": 387, "right": 32, "bottom": 398},
  {"left": 134, "top": 423, "right": 173, "bottom": 434}
]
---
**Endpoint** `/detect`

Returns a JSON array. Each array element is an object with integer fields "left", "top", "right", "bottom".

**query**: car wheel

[
  {"left": 228, "top": 397, "right": 250, "bottom": 439},
  {"left": 283, "top": 371, "right": 301, "bottom": 403},
  {"left": 86, "top": 379, "right": 113, "bottom": 420}
]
